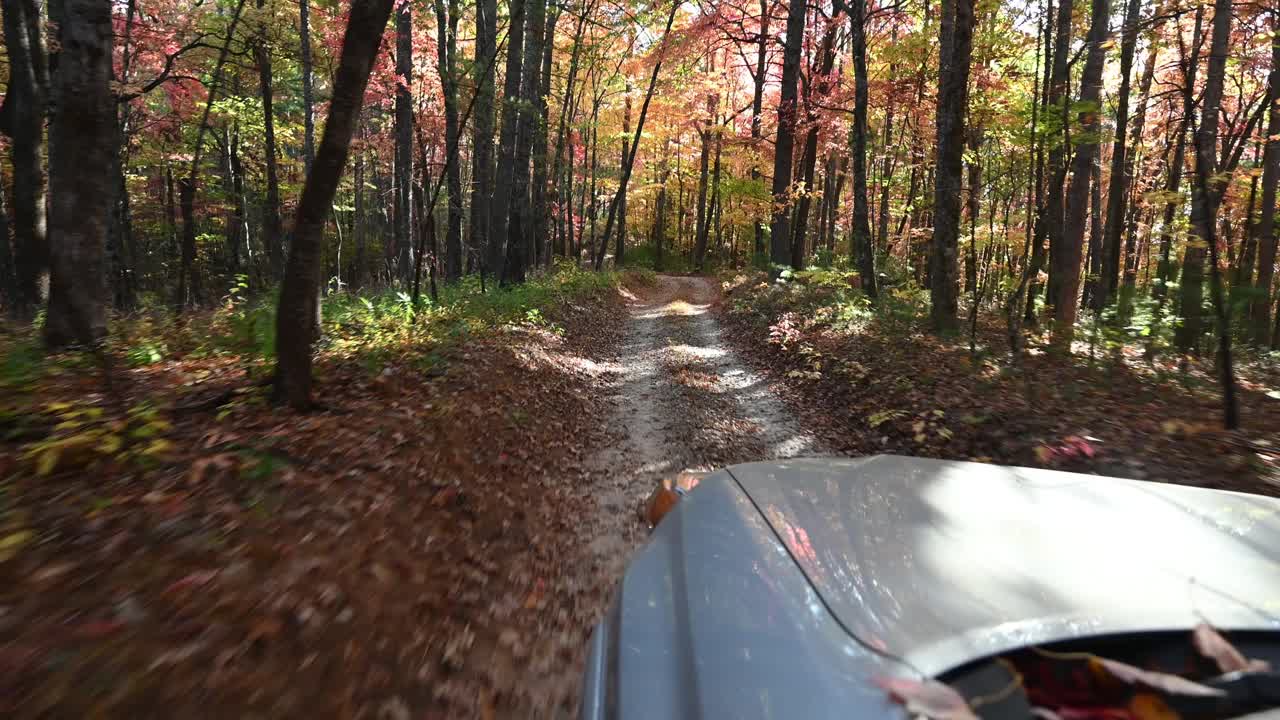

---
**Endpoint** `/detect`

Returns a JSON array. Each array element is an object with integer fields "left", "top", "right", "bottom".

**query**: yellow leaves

[
  {"left": 23, "top": 401, "right": 175, "bottom": 476},
  {"left": 0, "top": 530, "right": 33, "bottom": 563}
]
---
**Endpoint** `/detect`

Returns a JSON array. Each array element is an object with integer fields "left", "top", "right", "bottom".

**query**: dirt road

[{"left": 521, "top": 275, "right": 824, "bottom": 715}]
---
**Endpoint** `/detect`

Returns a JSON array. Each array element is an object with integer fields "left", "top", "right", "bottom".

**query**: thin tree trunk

[
  {"left": 751, "top": 0, "right": 770, "bottom": 260},
  {"left": 394, "top": 3, "right": 413, "bottom": 282},
  {"left": 1119, "top": 34, "right": 1159, "bottom": 315},
  {"left": 256, "top": 0, "right": 284, "bottom": 280},
  {"left": 433, "top": 0, "right": 464, "bottom": 281},
  {"left": 533, "top": 4, "right": 561, "bottom": 268},
  {"left": 693, "top": 69, "right": 715, "bottom": 271},
  {"left": 617, "top": 76, "right": 633, "bottom": 265},
  {"left": 506, "top": 0, "right": 547, "bottom": 283},
  {"left": 300, "top": 0, "right": 316, "bottom": 173},
  {"left": 176, "top": 0, "right": 247, "bottom": 312},
  {"left": 592, "top": 0, "right": 680, "bottom": 269},
  {"left": 275, "top": 0, "right": 395, "bottom": 410}
]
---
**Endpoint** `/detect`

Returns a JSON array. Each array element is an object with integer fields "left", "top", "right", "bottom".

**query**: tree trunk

[
  {"left": 751, "top": 0, "right": 769, "bottom": 260},
  {"left": 768, "top": 0, "right": 807, "bottom": 271},
  {"left": 352, "top": 129, "right": 367, "bottom": 288},
  {"left": 394, "top": 3, "right": 413, "bottom": 282},
  {"left": 792, "top": 21, "right": 839, "bottom": 271},
  {"left": 470, "top": 0, "right": 499, "bottom": 279},
  {"left": 43, "top": 0, "right": 112, "bottom": 348},
  {"left": 851, "top": 0, "right": 878, "bottom": 298},
  {"left": 1096, "top": 0, "right": 1142, "bottom": 311},
  {"left": 299, "top": 0, "right": 316, "bottom": 173},
  {"left": 255, "top": 0, "right": 284, "bottom": 281},
  {"left": 433, "top": 0, "right": 464, "bottom": 281},
  {"left": 929, "top": 0, "right": 976, "bottom": 332},
  {"left": 533, "top": 4, "right": 561, "bottom": 268},
  {"left": 487, "top": 0, "right": 527, "bottom": 282},
  {"left": 1176, "top": 0, "right": 1231, "bottom": 352},
  {"left": 0, "top": 0, "right": 49, "bottom": 320},
  {"left": 506, "top": 0, "right": 546, "bottom": 283},
  {"left": 275, "top": 0, "right": 395, "bottom": 410},
  {"left": 1251, "top": 14, "right": 1280, "bottom": 346},
  {"left": 693, "top": 74, "right": 714, "bottom": 271},
  {"left": 1051, "top": 0, "right": 1108, "bottom": 347},
  {"left": 1154, "top": 9, "right": 1203, "bottom": 310},
  {"left": 617, "top": 76, "right": 633, "bottom": 265}
]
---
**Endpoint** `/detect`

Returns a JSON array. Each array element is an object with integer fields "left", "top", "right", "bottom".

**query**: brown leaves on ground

[
  {"left": 0, "top": 290, "right": 627, "bottom": 718},
  {"left": 719, "top": 274, "right": 1280, "bottom": 495}
]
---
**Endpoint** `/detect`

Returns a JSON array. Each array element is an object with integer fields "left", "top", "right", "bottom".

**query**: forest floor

[
  {"left": 3, "top": 271, "right": 1278, "bottom": 718},
  {"left": 0, "top": 273, "right": 826, "bottom": 718}
]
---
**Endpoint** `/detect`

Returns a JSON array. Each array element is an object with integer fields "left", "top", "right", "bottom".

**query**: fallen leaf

[
  {"left": 1092, "top": 657, "right": 1225, "bottom": 697},
  {"left": 1192, "top": 623, "right": 1270, "bottom": 674},
  {"left": 873, "top": 676, "right": 979, "bottom": 720}
]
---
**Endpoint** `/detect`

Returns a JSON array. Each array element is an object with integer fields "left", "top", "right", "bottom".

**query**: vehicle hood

[
  {"left": 580, "top": 456, "right": 1280, "bottom": 720},
  {"left": 731, "top": 455, "right": 1280, "bottom": 675}
]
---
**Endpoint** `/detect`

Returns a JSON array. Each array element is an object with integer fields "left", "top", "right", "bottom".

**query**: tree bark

[
  {"left": 694, "top": 67, "right": 715, "bottom": 272},
  {"left": 929, "top": 0, "right": 976, "bottom": 332},
  {"left": 43, "top": 0, "right": 112, "bottom": 348},
  {"left": 1119, "top": 34, "right": 1159, "bottom": 315},
  {"left": 275, "top": 0, "right": 395, "bottom": 410},
  {"left": 618, "top": 75, "right": 633, "bottom": 265},
  {"left": 533, "top": 4, "right": 561, "bottom": 268},
  {"left": 751, "top": 0, "right": 770, "bottom": 260}
]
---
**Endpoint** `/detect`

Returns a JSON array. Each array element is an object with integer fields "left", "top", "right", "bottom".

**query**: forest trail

[
  {"left": 514, "top": 274, "right": 826, "bottom": 716},
  {"left": 588, "top": 274, "right": 822, "bottom": 545}
]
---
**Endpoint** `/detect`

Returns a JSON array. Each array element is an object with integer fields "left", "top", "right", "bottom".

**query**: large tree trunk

[
  {"left": 433, "top": 0, "right": 464, "bottom": 281},
  {"left": 851, "top": 0, "right": 878, "bottom": 298},
  {"left": 929, "top": 0, "right": 976, "bottom": 332},
  {"left": 1050, "top": 0, "right": 1108, "bottom": 347},
  {"left": 394, "top": 4, "right": 413, "bottom": 282},
  {"left": 768, "top": 0, "right": 807, "bottom": 271},
  {"left": 1096, "top": 0, "right": 1143, "bottom": 311},
  {"left": 1176, "top": 0, "right": 1231, "bottom": 352},
  {"left": 1251, "top": 15, "right": 1280, "bottom": 346},
  {"left": 275, "top": 0, "right": 395, "bottom": 410},
  {"left": 43, "top": 0, "right": 112, "bottom": 348},
  {"left": 256, "top": 0, "right": 284, "bottom": 281},
  {"left": 300, "top": 0, "right": 316, "bottom": 173},
  {"left": 487, "top": 0, "right": 527, "bottom": 282},
  {"left": 1041, "top": 0, "right": 1073, "bottom": 317},
  {"left": 470, "top": 0, "right": 499, "bottom": 277},
  {"left": 0, "top": 0, "right": 49, "bottom": 320},
  {"left": 506, "top": 0, "right": 547, "bottom": 283}
]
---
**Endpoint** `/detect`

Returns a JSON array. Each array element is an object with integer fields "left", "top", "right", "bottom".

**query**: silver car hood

[
  {"left": 731, "top": 456, "right": 1280, "bottom": 675},
  {"left": 581, "top": 456, "right": 1280, "bottom": 720}
]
